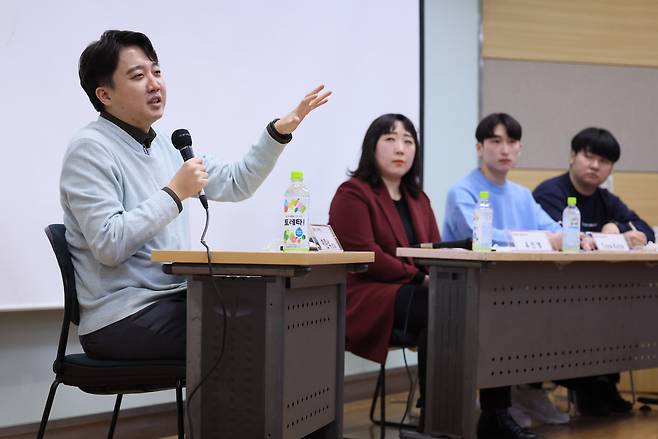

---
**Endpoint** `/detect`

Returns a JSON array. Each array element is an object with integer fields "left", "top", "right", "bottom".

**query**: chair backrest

[{"left": 45, "top": 224, "right": 80, "bottom": 326}]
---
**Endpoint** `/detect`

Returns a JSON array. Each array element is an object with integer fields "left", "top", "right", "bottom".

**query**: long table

[
  {"left": 395, "top": 249, "right": 658, "bottom": 438},
  {"left": 152, "top": 250, "right": 373, "bottom": 439}
]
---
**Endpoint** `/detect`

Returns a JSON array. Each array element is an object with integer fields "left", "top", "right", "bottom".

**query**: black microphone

[
  {"left": 411, "top": 238, "right": 473, "bottom": 250},
  {"left": 171, "top": 129, "right": 208, "bottom": 209}
]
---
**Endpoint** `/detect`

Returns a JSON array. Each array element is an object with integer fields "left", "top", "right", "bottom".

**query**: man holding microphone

[{"left": 60, "top": 30, "right": 330, "bottom": 361}]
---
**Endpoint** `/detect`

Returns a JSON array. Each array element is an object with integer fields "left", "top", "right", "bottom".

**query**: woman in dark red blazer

[{"left": 328, "top": 114, "right": 440, "bottom": 411}]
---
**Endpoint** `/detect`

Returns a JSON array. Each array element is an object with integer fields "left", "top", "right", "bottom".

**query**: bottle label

[
  {"left": 283, "top": 197, "right": 309, "bottom": 251},
  {"left": 565, "top": 217, "right": 580, "bottom": 228},
  {"left": 473, "top": 208, "right": 493, "bottom": 251}
]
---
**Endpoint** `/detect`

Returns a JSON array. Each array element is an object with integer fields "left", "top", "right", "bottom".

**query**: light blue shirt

[
  {"left": 61, "top": 117, "right": 285, "bottom": 334},
  {"left": 443, "top": 169, "right": 560, "bottom": 245}
]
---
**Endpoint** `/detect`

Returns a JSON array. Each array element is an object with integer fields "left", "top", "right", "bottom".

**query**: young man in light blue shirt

[
  {"left": 443, "top": 113, "right": 566, "bottom": 439},
  {"left": 443, "top": 113, "right": 561, "bottom": 248}
]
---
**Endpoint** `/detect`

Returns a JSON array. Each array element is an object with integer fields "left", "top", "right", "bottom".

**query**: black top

[
  {"left": 393, "top": 197, "right": 416, "bottom": 244},
  {"left": 394, "top": 197, "right": 425, "bottom": 284},
  {"left": 533, "top": 172, "right": 655, "bottom": 241},
  {"left": 100, "top": 112, "right": 156, "bottom": 154}
]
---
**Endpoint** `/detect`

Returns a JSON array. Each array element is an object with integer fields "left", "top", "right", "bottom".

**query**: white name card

[
  {"left": 310, "top": 224, "right": 343, "bottom": 252},
  {"left": 590, "top": 233, "right": 629, "bottom": 251},
  {"left": 509, "top": 231, "right": 553, "bottom": 251}
]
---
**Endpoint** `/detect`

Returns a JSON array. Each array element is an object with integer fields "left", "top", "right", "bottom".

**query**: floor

[
  {"left": 343, "top": 390, "right": 658, "bottom": 439},
  {"left": 162, "top": 390, "right": 658, "bottom": 438}
]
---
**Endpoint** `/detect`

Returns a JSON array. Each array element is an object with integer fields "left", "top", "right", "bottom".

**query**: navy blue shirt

[{"left": 533, "top": 172, "right": 655, "bottom": 241}]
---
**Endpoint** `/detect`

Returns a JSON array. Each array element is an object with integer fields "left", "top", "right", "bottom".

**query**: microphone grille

[{"left": 171, "top": 129, "right": 192, "bottom": 150}]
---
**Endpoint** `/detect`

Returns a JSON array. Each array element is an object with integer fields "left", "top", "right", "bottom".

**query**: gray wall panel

[{"left": 482, "top": 59, "right": 658, "bottom": 171}]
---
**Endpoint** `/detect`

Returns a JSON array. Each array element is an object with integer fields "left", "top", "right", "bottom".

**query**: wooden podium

[
  {"left": 152, "top": 250, "right": 373, "bottom": 439},
  {"left": 396, "top": 248, "right": 658, "bottom": 439}
]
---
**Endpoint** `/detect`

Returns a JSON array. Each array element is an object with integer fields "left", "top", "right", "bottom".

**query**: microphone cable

[{"left": 185, "top": 204, "right": 229, "bottom": 439}]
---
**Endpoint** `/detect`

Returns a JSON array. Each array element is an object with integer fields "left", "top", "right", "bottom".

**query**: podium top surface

[
  {"left": 152, "top": 250, "right": 374, "bottom": 266},
  {"left": 396, "top": 247, "right": 658, "bottom": 263}
]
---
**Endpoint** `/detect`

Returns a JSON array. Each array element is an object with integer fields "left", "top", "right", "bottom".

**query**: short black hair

[
  {"left": 350, "top": 114, "right": 422, "bottom": 197},
  {"left": 79, "top": 30, "right": 158, "bottom": 112},
  {"left": 475, "top": 113, "right": 522, "bottom": 143},
  {"left": 571, "top": 127, "right": 621, "bottom": 163}
]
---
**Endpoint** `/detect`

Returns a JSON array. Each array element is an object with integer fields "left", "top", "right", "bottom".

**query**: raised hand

[{"left": 274, "top": 84, "right": 332, "bottom": 135}]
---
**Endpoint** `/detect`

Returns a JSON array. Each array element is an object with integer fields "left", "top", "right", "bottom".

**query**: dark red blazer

[{"left": 328, "top": 177, "right": 441, "bottom": 363}]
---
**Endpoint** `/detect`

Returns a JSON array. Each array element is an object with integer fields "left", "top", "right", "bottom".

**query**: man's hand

[
  {"left": 274, "top": 84, "right": 332, "bottom": 135},
  {"left": 168, "top": 158, "right": 208, "bottom": 201},
  {"left": 624, "top": 230, "right": 647, "bottom": 248},
  {"left": 601, "top": 222, "right": 621, "bottom": 234},
  {"left": 580, "top": 233, "right": 596, "bottom": 251},
  {"left": 601, "top": 222, "right": 646, "bottom": 248},
  {"left": 547, "top": 232, "right": 562, "bottom": 251}
]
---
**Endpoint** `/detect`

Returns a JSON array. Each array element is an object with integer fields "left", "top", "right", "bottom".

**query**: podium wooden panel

[
  {"left": 396, "top": 248, "right": 658, "bottom": 439},
  {"left": 152, "top": 250, "right": 373, "bottom": 439}
]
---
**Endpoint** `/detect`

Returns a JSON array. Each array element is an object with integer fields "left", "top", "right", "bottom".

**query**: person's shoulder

[
  {"left": 534, "top": 173, "right": 569, "bottom": 193},
  {"left": 447, "top": 169, "right": 478, "bottom": 194},
  {"left": 416, "top": 188, "right": 433, "bottom": 204},
  {"left": 445, "top": 175, "right": 480, "bottom": 211},
  {"left": 330, "top": 178, "right": 374, "bottom": 214},
  {"left": 336, "top": 176, "right": 374, "bottom": 194},
  {"left": 505, "top": 179, "right": 540, "bottom": 206},
  {"left": 506, "top": 178, "right": 533, "bottom": 194},
  {"left": 65, "top": 120, "right": 116, "bottom": 159}
]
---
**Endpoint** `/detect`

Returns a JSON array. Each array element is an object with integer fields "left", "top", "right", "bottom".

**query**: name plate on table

[
  {"left": 589, "top": 233, "right": 630, "bottom": 251},
  {"left": 310, "top": 224, "right": 343, "bottom": 252},
  {"left": 509, "top": 231, "right": 553, "bottom": 251}
]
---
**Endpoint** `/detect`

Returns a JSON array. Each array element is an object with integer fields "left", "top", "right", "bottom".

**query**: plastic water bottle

[
  {"left": 561, "top": 196, "right": 580, "bottom": 252},
  {"left": 472, "top": 191, "right": 493, "bottom": 251},
  {"left": 283, "top": 171, "right": 310, "bottom": 252}
]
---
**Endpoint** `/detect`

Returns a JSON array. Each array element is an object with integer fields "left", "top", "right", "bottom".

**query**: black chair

[
  {"left": 368, "top": 331, "right": 418, "bottom": 438},
  {"left": 37, "top": 224, "right": 186, "bottom": 439}
]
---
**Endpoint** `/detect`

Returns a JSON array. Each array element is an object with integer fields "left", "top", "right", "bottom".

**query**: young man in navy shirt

[
  {"left": 533, "top": 127, "right": 655, "bottom": 415},
  {"left": 534, "top": 127, "right": 653, "bottom": 246}
]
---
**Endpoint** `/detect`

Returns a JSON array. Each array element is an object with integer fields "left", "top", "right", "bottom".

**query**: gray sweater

[{"left": 60, "top": 117, "right": 285, "bottom": 335}]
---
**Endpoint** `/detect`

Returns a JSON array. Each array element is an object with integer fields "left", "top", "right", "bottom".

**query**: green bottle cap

[
  {"left": 291, "top": 170, "right": 304, "bottom": 181},
  {"left": 479, "top": 191, "right": 489, "bottom": 200},
  {"left": 567, "top": 196, "right": 577, "bottom": 206}
]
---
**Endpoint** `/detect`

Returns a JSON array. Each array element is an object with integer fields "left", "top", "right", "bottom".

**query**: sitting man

[
  {"left": 533, "top": 126, "right": 655, "bottom": 415},
  {"left": 61, "top": 30, "right": 329, "bottom": 361},
  {"left": 443, "top": 113, "right": 566, "bottom": 439}
]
